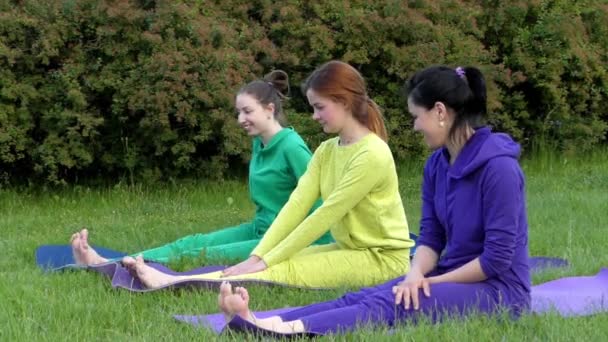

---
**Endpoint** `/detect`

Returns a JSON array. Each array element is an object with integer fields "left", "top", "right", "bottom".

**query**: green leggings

[
  {"left": 136, "top": 223, "right": 258, "bottom": 264},
  {"left": 125, "top": 223, "right": 332, "bottom": 264}
]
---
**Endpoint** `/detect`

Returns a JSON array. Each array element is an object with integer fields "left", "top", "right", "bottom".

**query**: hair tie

[{"left": 455, "top": 67, "right": 466, "bottom": 80}]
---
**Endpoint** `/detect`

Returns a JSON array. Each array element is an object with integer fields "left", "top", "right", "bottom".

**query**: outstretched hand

[
  {"left": 392, "top": 269, "right": 432, "bottom": 310},
  {"left": 222, "top": 256, "right": 267, "bottom": 277}
]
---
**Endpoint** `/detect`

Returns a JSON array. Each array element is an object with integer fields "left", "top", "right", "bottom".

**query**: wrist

[
  {"left": 427, "top": 275, "right": 443, "bottom": 284},
  {"left": 409, "top": 266, "right": 424, "bottom": 276}
]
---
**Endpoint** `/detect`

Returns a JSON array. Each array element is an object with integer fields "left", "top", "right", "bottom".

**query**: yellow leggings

[{"left": 174, "top": 244, "right": 409, "bottom": 289}]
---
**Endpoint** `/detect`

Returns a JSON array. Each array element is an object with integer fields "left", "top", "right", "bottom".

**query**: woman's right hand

[
  {"left": 392, "top": 269, "right": 431, "bottom": 310},
  {"left": 222, "top": 255, "right": 262, "bottom": 277}
]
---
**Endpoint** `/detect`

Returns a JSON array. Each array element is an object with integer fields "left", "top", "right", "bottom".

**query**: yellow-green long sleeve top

[{"left": 252, "top": 133, "right": 414, "bottom": 266}]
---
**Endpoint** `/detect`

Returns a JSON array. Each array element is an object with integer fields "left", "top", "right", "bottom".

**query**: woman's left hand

[
  {"left": 221, "top": 260, "right": 267, "bottom": 277},
  {"left": 392, "top": 270, "right": 434, "bottom": 310}
]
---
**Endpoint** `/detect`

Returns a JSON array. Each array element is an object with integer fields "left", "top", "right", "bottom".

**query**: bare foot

[
  {"left": 217, "top": 282, "right": 302, "bottom": 333},
  {"left": 70, "top": 228, "right": 108, "bottom": 265},
  {"left": 131, "top": 255, "right": 179, "bottom": 289},
  {"left": 121, "top": 256, "right": 136, "bottom": 270},
  {"left": 218, "top": 282, "right": 252, "bottom": 319},
  {"left": 217, "top": 281, "right": 233, "bottom": 315}
]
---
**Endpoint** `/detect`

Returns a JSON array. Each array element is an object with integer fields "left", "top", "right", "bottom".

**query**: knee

[
  {"left": 348, "top": 291, "right": 398, "bottom": 326},
  {"left": 336, "top": 285, "right": 376, "bottom": 305},
  {"left": 359, "top": 290, "right": 395, "bottom": 314},
  {"left": 336, "top": 292, "right": 362, "bottom": 305}
]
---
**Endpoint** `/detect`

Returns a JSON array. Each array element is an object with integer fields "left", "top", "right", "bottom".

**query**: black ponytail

[{"left": 461, "top": 66, "right": 487, "bottom": 119}]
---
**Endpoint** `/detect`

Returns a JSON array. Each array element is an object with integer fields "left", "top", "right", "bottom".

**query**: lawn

[{"left": 1, "top": 151, "right": 607, "bottom": 341}]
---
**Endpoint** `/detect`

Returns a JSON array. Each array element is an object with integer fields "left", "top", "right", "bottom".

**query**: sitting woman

[
  {"left": 123, "top": 60, "right": 415, "bottom": 289},
  {"left": 216, "top": 65, "right": 531, "bottom": 335},
  {"left": 70, "top": 70, "right": 333, "bottom": 266}
]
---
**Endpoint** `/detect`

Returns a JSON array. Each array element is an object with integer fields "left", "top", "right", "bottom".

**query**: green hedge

[{"left": 1, "top": 0, "right": 606, "bottom": 184}]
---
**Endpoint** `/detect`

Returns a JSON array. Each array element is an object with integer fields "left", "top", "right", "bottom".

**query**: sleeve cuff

[
  {"left": 250, "top": 247, "right": 265, "bottom": 259},
  {"left": 416, "top": 240, "right": 444, "bottom": 256},
  {"left": 260, "top": 250, "right": 282, "bottom": 267},
  {"left": 478, "top": 255, "right": 497, "bottom": 278}
]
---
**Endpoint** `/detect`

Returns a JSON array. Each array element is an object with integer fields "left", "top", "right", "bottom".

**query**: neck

[
  {"left": 446, "top": 125, "right": 475, "bottom": 164},
  {"left": 260, "top": 121, "right": 284, "bottom": 145},
  {"left": 338, "top": 118, "right": 370, "bottom": 146}
]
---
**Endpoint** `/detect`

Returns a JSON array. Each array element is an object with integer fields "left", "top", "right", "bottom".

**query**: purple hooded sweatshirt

[{"left": 417, "top": 126, "right": 531, "bottom": 305}]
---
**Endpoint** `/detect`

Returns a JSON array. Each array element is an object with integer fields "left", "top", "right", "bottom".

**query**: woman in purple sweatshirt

[{"left": 214, "top": 65, "right": 531, "bottom": 335}]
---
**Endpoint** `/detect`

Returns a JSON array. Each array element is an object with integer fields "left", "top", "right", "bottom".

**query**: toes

[
  {"left": 80, "top": 228, "right": 90, "bottom": 248},
  {"left": 122, "top": 256, "right": 136, "bottom": 267},
  {"left": 218, "top": 282, "right": 231, "bottom": 312},
  {"left": 220, "top": 281, "right": 233, "bottom": 297},
  {"left": 237, "top": 287, "right": 250, "bottom": 303},
  {"left": 70, "top": 234, "right": 81, "bottom": 252},
  {"left": 134, "top": 255, "right": 146, "bottom": 276}
]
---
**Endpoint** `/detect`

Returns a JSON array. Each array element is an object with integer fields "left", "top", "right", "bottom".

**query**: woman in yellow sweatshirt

[{"left": 124, "top": 61, "right": 415, "bottom": 289}]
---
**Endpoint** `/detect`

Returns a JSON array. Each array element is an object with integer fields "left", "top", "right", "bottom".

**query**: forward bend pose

[
  {"left": 70, "top": 70, "right": 332, "bottom": 266},
  {"left": 216, "top": 65, "right": 531, "bottom": 335},
  {"left": 123, "top": 60, "right": 415, "bottom": 289}
]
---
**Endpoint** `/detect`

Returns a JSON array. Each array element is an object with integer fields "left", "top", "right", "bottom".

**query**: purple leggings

[{"left": 273, "top": 276, "right": 522, "bottom": 335}]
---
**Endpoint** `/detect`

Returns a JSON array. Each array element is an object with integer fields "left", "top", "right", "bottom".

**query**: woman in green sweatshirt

[
  {"left": 70, "top": 71, "right": 333, "bottom": 266},
  {"left": 124, "top": 61, "right": 415, "bottom": 290}
]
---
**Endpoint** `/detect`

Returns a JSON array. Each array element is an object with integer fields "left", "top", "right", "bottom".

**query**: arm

[
  {"left": 431, "top": 157, "right": 523, "bottom": 284},
  {"left": 250, "top": 145, "right": 323, "bottom": 258},
  {"left": 415, "top": 156, "right": 447, "bottom": 256},
  {"left": 284, "top": 143, "right": 313, "bottom": 182},
  {"left": 428, "top": 258, "right": 486, "bottom": 284},
  {"left": 285, "top": 143, "right": 323, "bottom": 213},
  {"left": 409, "top": 246, "right": 440, "bottom": 276},
  {"left": 478, "top": 157, "right": 522, "bottom": 278},
  {"left": 261, "top": 149, "right": 387, "bottom": 266},
  {"left": 393, "top": 157, "right": 446, "bottom": 309},
  {"left": 394, "top": 245, "right": 439, "bottom": 310}
]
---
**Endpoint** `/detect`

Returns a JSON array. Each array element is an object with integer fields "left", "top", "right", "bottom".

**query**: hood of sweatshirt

[{"left": 442, "top": 126, "right": 521, "bottom": 179}]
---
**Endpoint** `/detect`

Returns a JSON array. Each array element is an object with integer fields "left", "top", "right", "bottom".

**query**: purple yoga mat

[
  {"left": 175, "top": 268, "right": 608, "bottom": 335},
  {"left": 89, "top": 262, "right": 121, "bottom": 278},
  {"left": 108, "top": 263, "right": 227, "bottom": 292},
  {"left": 109, "top": 263, "right": 325, "bottom": 292},
  {"left": 109, "top": 256, "right": 568, "bottom": 292},
  {"left": 529, "top": 256, "right": 569, "bottom": 271},
  {"left": 174, "top": 307, "right": 301, "bottom": 334},
  {"left": 531, "top": 268, "right": 608, "bottom": 316}
]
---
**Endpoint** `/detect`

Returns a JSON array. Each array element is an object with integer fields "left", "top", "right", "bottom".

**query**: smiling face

[
  {"left": 306, "top": 89, "right": 350, "bottom": 134},
  {"left": 235, "top": 93, "right": 275, "bottom": 137},
  {"left": 408, "top": 97, "right": 450, "bottom": 149}
]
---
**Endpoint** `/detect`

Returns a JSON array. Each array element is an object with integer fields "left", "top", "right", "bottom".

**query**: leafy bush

[{"left": 1, "top": 0, "right": 606, "bottom": 184}]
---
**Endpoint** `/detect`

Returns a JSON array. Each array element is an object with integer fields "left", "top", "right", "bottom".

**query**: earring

[{"left": 439, "top": 121, "right": 445, "bottom": 127}]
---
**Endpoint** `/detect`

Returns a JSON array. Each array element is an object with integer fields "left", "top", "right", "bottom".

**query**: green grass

[{"left": 1, "top": 151, "right": 607, "bottom": 341}]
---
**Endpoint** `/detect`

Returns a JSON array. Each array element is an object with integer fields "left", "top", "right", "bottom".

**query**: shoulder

[
  {"left": 357, "top": 133, "right": 393, "bottom": 165},
  {"left": 483, "top": 156, "right": 524, "bottom": 180},
  {"left": 282, "top": 128, "right": 306, "bottom": 145},
  {"left": 279, "top": 128, "right": 312, "bottom": 153},
  {"left": 314, "top": 136, "right": 339, "bottom": 155},
  {"left": 366, "top": 133, "right": 392, "bottom": 153},
  {"left": 479, "top": 157, "right": 525, "bottom": 193}
]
